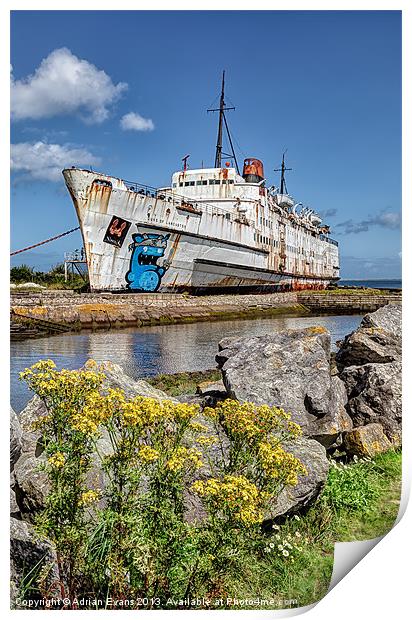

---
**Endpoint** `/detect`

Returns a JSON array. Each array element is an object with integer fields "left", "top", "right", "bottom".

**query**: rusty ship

[{"left": 63, "top": 73, "right": 339, "bottom": 294}]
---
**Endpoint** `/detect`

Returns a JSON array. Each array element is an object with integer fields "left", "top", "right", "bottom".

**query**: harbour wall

[
  {"left": 10, "top": 290, "right": 402, "bottom": 338},
  {"left": 296, "top": 292, "right": 402, "bottom": 314}
]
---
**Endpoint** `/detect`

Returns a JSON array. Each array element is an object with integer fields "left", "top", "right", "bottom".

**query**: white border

[{"left": 2, "top": 2, "right": 409, "bottom": 619}]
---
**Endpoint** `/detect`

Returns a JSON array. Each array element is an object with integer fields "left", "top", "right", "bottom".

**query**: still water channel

[{"left": 11, "top": 313, "right": 362, "bottom": 412}]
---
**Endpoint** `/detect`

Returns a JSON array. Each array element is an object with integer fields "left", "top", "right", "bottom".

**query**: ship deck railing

[
  {"left": 122, "top": 178, "right": 339, "bottom": 245},
  {"left": 319, "top": 234, "right": 338, "bottom": 246},
  {"left": 122, "top": 178, "right": 242, "bottom": 220}
]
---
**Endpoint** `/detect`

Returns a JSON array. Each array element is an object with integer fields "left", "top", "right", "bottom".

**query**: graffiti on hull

[{"left": 126, "top": 232, "right": 171, "bottom": 292}]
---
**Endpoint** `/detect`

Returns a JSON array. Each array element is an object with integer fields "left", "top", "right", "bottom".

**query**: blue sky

[{"left": 10, "top": 10, "right": 401, "bottom": 278}]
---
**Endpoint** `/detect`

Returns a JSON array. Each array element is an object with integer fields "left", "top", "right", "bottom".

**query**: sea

[{"left": 338, "top": 279, "right": 401, "bottom": 289}]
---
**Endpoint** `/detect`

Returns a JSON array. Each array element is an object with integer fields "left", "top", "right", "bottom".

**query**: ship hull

[{"left": 63, "top": 168, "right": 339, "bottom": 294}]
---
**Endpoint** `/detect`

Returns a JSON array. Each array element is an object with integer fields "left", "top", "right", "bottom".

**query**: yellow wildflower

[
  {"left": 138, "top": 445, "right": 160, "bottom": 463},
  {"left": 192, "top": 475, "right": 265, "bottom": 526},
  {"left": 204, "top": 399, "right": 297, "bottom": 441},
  {"left": 166, "top": 447, "right": 204, "bottom": 473},
  {"left": 189, "top": 421, "right": 209, "bottom": 433},
  {"left": 48, "top": 452, "right": 65, "bottom": 468},
  {"left": 79, "top": 490, "right": 100, "bottom": 506},
  {"left": 258, "top": 442, "right": 307, "bottom": 485},
  {"left": 195, "top": 435, "right": 217, "bottom": 446}
]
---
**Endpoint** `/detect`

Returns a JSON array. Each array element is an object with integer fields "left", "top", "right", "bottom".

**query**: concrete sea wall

[
  {"left": 11, "top": 291, "right": 304, "bottom": 336},
  {"left": 296, "top": 292, "right": 401, "bottom": 314},
  {"left": 10, "top": 289, "right": 402, "bottom": 337}
]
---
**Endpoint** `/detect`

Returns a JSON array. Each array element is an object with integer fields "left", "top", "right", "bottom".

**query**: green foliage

[
  {"left": 20, "top": 360, "right": 309, "bottom": 608},
  {"left": 219, "top": 451, "right": 401, "bottom": 608},
  {"left": 10, "top": 264, "right": 35, "bottom": 283},
  {"left": 146, "top": 369, "right": 221, "bottom": 396},
  {"left": 320, "top": 458, "right": 380, "bottom": 513},
  {"left": 320, "top": 452, "right": 401, "bottom": 517},
  {"left": 11, "top": 263, "right": 87, "bottom": 290}
]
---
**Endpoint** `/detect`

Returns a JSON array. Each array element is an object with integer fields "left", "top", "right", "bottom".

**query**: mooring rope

[{"left": 10, "top": 226, "right": 81, "bottom": 256}]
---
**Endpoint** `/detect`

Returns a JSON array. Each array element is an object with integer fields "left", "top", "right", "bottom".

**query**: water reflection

[{"left": 11, "top": 313, "right": 362, "bottom": 412}]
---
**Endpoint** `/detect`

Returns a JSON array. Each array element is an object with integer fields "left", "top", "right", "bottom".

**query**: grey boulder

[
  {"left": 13, "top": 453, "right": 49, "bottom": 515},
  {"left": 10, "top": 408, "right": 23, "bottom": 469},
  {"left": 10, "top": 517, "right": 57, "bottom": 607},
  {"left": 340, "top": 361, "right": 402, "bottom": 443},
  {"left": 100, "top": 361, "right": 177, "bottom": 402},
  {"left": 19, "top": 395, "right": 47, "bottom": 457},
  {"left": 362, "top": 303, "right": 402, "bottom": 336},
  {"left": 270, "top": 438, "right": 330, "bottom": 518},
  {"left": 216, "top": 327, "right": 349, "bottom": 439},
  {"left": 310, "top": 376, "right": 353, "bottom": 448},
  {"left": 336, "top": 304, "right": 401, "bottom": 367}
]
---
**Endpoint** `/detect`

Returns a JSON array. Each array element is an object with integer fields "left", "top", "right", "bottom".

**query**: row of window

[
  {"left": 254, "top": 234, "right": 326, "bottom": 258},
  {"left": 173, "top": 179, "right": 235, "bottom": 188},
  {"left": 259, "top": 217, "right": 272, "bottom": 229},
  {"left": 254, "top": 233, "right": 280, "bottom": 248}
]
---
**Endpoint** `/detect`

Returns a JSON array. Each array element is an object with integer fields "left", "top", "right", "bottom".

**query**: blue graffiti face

[{"left": 126, "top": 233, "right": 170, "bottom": 292}]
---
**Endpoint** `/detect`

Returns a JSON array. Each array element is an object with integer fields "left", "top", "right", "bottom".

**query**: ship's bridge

[{"left": 157, "top": 164, "right": 265, "bottom": 202}]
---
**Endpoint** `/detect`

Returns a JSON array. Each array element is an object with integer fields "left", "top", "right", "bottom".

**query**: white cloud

[
  {"left": 11, "top": 141, "right": 101, "bottom": 182},
  {"left": 11, "top": 48, "right": 127, "bottom": 124},
  {"left": 120, "top": 112, "right": 154, "bottom": 132}
]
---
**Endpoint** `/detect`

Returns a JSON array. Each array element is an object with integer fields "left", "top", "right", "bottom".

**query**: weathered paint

[{"left": 62, "top": 164, "right": 339, "bottom": 294}]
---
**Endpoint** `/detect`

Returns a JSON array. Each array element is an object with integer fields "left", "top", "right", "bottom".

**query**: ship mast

[
  {"left": 274, "top": 151, "right": 292, "bottom": 194},
  {"left": 207, "top": 71, "right": 239, "bottom": 173}
]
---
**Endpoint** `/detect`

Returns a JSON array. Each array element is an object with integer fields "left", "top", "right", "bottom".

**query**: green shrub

[
  {"left": 321, "top": 457, "right": 382, "bottom": 513},
  {"left": 20, "top": 360, "right": 308, "bottom": 608}
]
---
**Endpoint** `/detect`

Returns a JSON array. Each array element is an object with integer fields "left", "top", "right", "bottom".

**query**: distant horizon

[{"left": 339, "top": 278, "right": 402, "bottom": 281}]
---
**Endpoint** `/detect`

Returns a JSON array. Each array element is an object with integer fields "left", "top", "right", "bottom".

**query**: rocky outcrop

[
  {"left": 362, "top": 303, "right": 402, "bottom": 335},
  {"left": 310, "top": 376, "right": 353, "bottom": 448},
  {"left": 336, "top": 304, "right": 401, "bottom": 367},
  {"left": 340, "top": 361, "right": 402, "bottom": 444},
  {"left": 216, "top": 327, "right": 351, "bottom": 442},
  {"left": 10, "top": 517, "right": 57, "bottom": 607},
  {"left": 10, "top": 472, "right": 20, "bottom": 518},
  {"left": 337, "top": 305, "right": 402, "bottom": 447},
  {"left": 10, "top": 408, "right": 23, "bottom": 469},
  {"left": 14, "top": 453, "right": 49, "bottom": 516},
  {"left": 271, "top": 438, "right": 330, "bottom": 518},
  {"left": 343, "top": 424, "right": 393, "bottom": 458},
  {"left": 216, "top": 305, "right": 401, "bottom": 454},
  {"left": 100, "top": 362, "right": 178, "bottom": 402},
  {"left": 196, "top": 379, "right": 226, "bottom": 397}
]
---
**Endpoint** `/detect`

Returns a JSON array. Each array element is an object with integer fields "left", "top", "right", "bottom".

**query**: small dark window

[{"left": 93, "top": 179, "right": 112, "bottom": 189}]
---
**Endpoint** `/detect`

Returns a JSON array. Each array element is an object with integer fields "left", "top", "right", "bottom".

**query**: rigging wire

[{"left": 10, "top": 226, "right": 80, "bottom": 256}]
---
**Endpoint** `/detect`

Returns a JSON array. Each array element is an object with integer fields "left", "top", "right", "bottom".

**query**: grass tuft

[{"left": 146, "top": 369, "right": 221, "bottom": 396}]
